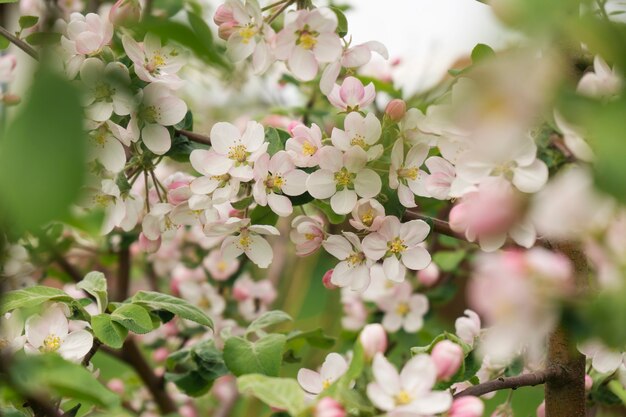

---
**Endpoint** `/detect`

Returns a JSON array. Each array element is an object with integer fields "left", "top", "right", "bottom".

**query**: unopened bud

[
  {"left": 449, "top": 396, "right": 484, "bottom": 417},
  {"left": 315, "top": 397, "right": 346, "bottom": 417},
  {"left": 213, "top": 4, "right": 234, "bottom": 26},
  {"left": 109, "top": 0, "right": 141, "bottom": 26},
  {"left": 107, "top": 378, "right": 125, "bottom": 394},
  {"left": 322, "top": 269, "right": 336, "bottom": 289},
  {"left": 417, "top": 263, "right": 440, "bottom": 287},
  {"left": 431, "top": 340, "right": 463, "bottom": 380},
  {"left": 385, "top": 99, "right": 406, "bottom": 121},
  {"left": 218, "top": 21, "right": 237, "bottom": 41},
  {"left": 359, "top": 324, "right": 387, "bottom": 359}
]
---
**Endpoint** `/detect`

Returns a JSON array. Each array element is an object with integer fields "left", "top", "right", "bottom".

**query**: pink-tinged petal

[
  {"left": 401, "top": 246, "right": 431, "bottom": 271},
  {"left": 97, "top": 136, "right": 126, "bottom": 173},
  {"left": 156, "top": 97, "right": 187, "bottom": 126},
  {"left": 306, "top": 8, "right": 337, "bottom": 32},
  {"left": 288, "top": 47, "right": 318, "bottom": 82},
  {"left": 253, "top": 179, "right": 268, "bottom": 206},
  {"left": 267, "top": 193, "right": 293, "bottom": 217},
  {"left": 455, "top": 155, "right": 493, "bottom": 184},
  {"left": 210, "top": 122, "right": 240, "bottom": 155},
  {"left": 190, "top": 149, "right": 233, "bottom": 176},
  {"left": 268, "top": 150, "right": 294, "bottom": 174},
  {"left": 344, "top": 146, "right": 368, "bottom": 172},
  {"left": 399, "top": 354, "right": 437, "bottom": 394},
  {"left": 330, "top": 127, "right": 351, "bottom": 150},
  {"left": 331, "top": 189, "right": 357, "bottom": 214},
  {"left": 76, "top": 32, "right": 102, "bottom": 54},
  {"left": 367, "top": 382, "right": 395, "bottom": 412},
  {"left": 361, "top": 83, "right": 376, "bottom": 107},
  {"left": 361, "top": 233, "right": 387, "bottom": 261},
  {"left": 510, "top": 221, "right": 536, "bottom": 248},
  {"left": 323, "top": 235, "right": 352, "bottom": 260},
  {"left": 331, "top": 261, "right": 353, "bottom": 287},
  {"left": 405, "top": 143, "right": 429, "bottom": 168},
  {"left": 391, "top": 139, "right": 404, "bottom": 170},
  {"left": 378, "top": 216, "right": 401, "bottom": 240},
  {"left": 354, "top": 169, "right": 382, "bottom": 199},
  {"left": 142, "top": 124, "right": 171, "bottom": 155},
  {"left": 59, "top": 329, "right": 93, "bottom": 362},
  {"left": 230, "top": 164, "right": 254, "bottom": 182},
  {"left": 307, "top": 169, "right": 336, "bottom": 199},
  {"left": 320, "top": 61, "right": 341, "bottom": 96},
  {"left": 383, "top": 257, "right": 404, "bottom": 282},
  {"left": 372, "top": 353, "right": 401, "bottom": 396},
  {"left": 320, "top": 353, "right": 348, "bottom": 382},
  {"left": 318, "top": 146, "right": 343, "bottom": 171},
  {"left": 241, "top": 120, "right": 265, "bottom": 151},
  {"left": 327, "top": 84, "right": 346, "bottom": 109},
  {"left": 227, "top": 34, "right": 256, "bottom": 62},
  {"left": 403, "top": 311, "right": 424, "bottom": 333},
  {"left": 342, "top": 44, "right": 371, "bottom": 68},
  {"left": 512, "top": 160, "right": 548, "bottom": 193},
  {"left": 248, "top": 224, "right": 280, "bottom": 236},
  {"left": 313, "top": 33, "right": 342, "bottom": 63},
  {"left": 252, "top": 40, "right": 272, "bottom": 74},
  {"left": 409, "top": 294, "right": 429, "bottom": 315},
  {"left": 409, "top": 391, "right": 453, "bottom": 415},
  {"left": 339, "top": 76, "right": 365, "bottom": 108},
  {"left": 282, "top": 169, "right": 308, "bottom": 196},
  {"left": 400, "top": 220, "right": 430, "bottom": 246},
  {"left": 297, "top": 368, "right": 323, "bottom": 395},
  {"left": 398, "top": 183, "right": 417, "bottom": 208},
  {"left": 245, "top": 235, "right": 273, "bottom": 268},
  {"left": 477, "top": 233, "right": 507, "bottom": 252},
  {"left": 122, "top": 35, "right": 145, "bottom": 65}
]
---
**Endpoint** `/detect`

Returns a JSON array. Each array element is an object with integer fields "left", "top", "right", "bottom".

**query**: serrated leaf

[
  {"left": 91, "top": 314, "right": 128, "bottom": 349},
  {"left": 0, "top": 286, "right": 72, "bottom": 314},
  {"left": 131, "top": 291, "right": 213, "bottom": 328},
  {"left": 223, "top": 334, "right": 286, "bottom": 376},
  {"left": 76, "top": 271, "right": 108, "bottom": 314},
  {"left": 246, "top": 310, "right": 292, "bottom": 335},
  {"left": 110, "top": 303, "right": 153, "bottom": 334},
  {"left": 237, "top": 374, "right": 306, "bottom": 416}
]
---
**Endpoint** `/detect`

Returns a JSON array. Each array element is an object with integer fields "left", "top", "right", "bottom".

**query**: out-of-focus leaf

[
  {"left": 432, "top": 250, "right": 466, "bottom": 272},
  {"left": 0, "top": 286, "right": 72, "bottom": 314},
  {"left": 76, "top": 271, "right": 108, "bottom": 314},
  {"left": 0, "top": 36, "right": 9, "bottom": 50},
  {"left": 470, "top": 43, "right": 495, "bottom": 63},
  {"left": 237, "top": 374, "right": 307, "bottom": 416},
  {"left": 131, "top": 291, "right": 213, "bottom": 328},
  {"left": 223, "top": 334, "right": 286, "bottom": 376},
  {"left": 165, "top": 340, "right": 228, "bottom": 396},
  {"left": 24, "top": 32, "right": 61, "bottom": 46},
  {"left": 19, "top": 16, "right": 39, "bottom": 29},
  {"left": 246, "top": 310, "right": 292, "bottom": 335}
]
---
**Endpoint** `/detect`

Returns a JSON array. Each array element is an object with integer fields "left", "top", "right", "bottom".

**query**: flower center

[
  {"left": 397, "top": 167, "right": 419, "bottom": 181},
  {"left": 361, "top": 209, "right": 374, "bottom": 226},
  {"left": 322, "top": 379, "right": 332, "bottom": 389},
  {"left": 238, "top": 25, "right": 258, "bottom": 44},
  {"left": 350, "top": 135, "right": 368, "bottom": 149},
  {"left": 41, "top": 334, "right": 62, "bottom": 353},
  {"left": 395, "top": 390, "right": 412, "bottom": 405},
  {"left": 238, "top": 234, "right": 252, "bottom": 250},
  {"left": 388, "top": 237, "right": 407, "bottom": 254},
  {"left": 217, "top": 260, "right": 228, "bottom": 272},
  {"left": 151, "top": 52, "right": 167, "bottom": 70},
  {"left": 93, "top": 193, "right": 113, "bottom": 207},
  {"left": 302, "top": 141, "right": 317, "bottom": 156},
  {"left": 305, "top": 232, "right": 317, "bottom": 241},
  {"left": 492, "top": 162, "right": 516, "bottom": 180},
  {"left": 395, "top": 302, "right": 410, "bottom": 316},
  {"left": 142, "top": 106, "right": 159, "bottom": 124},
  {"left": 296, "top": 26, "right": 319, "bottom": 50},
  {"left": 334, "top": 168, "right": 354, "bottom": 188},
  {"left": 228, "top": 144, "right": 249, "bottom": 163},
  {"left": 346, "top": 252, "right": 364, "bottom": 267},
  {"left": 198, "top": 296, "right": 212, "bottom": 309},
  {"left": 264, "top": 174, "right": 285, "bottom": 191},
  {"left": 94, "top": 82, "right": 115, "bottom": 102}
]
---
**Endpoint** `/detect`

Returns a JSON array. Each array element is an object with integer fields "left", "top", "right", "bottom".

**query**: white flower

[
  {"left": 252, "top": 151, "right": 308, "bottom": 217},
  {"left": 297, "top": 352, "right": 349, "bottom": 395},
  {"left": 274, "top": 8, "right": 342, "bottom": 81},
  {"left": 178, "top": 281, "right": 226, "bottom": 317},
  {"left": 142, "top": 203, "right": 178, "bottom": 241},
  {"left": 87, "top": 121, "right": 130, "bottom": 173},
  {"left": 0, "top": 312, "right": 26, "bottom": 353},
  {"left": 323, "top": 232, "right": 374, "bottom": 291},
  {"left": 423, "top": 156, "right": 472, "bottom": 200},
  {"left": 367, "top": 353, "right": 452, "bottom": 416},
  {"left": 577, "top": 55, "right": 622, "bottom": 98},
  {"left": 349, "top": 198, "right": 386, "bottom": 232},
  {"left": 579, "top": 341, "right": 626, "bottom": 374},
  {"left": 376, "top": 282, "right": 429, "bottom": 333},
  {"left": 553, "top": 111, "right": 594, "bottom": 162},
  {"left": 65, "top": 12, "right": 113, "bottom": 55},
  {"left": 331, "top": 112, "right": 382, "bottom": 161},
  {"left": 122, "top": 33, "right": 185, "bottom": 87},
  {"left": 80, "top": 57, "right": 134, "bottom": 122},
  {"left": 233, "top": 274, "right": 277, "bottom": 320},
  {"left": 389, "top": 139, "right": 429, "bottom": 208},
  {"left": 24, "top": 305, "right": 93, "bottom": 363},
  {"left": 285, "top": 123, "right": 324, "bottom": 168},
  {"left": 88, "top": 179, "right": 143, "bottom": 234},
  {"left": 192, "top": 121, "right": 267, "bottom": 182},
  {"left": 207, "top": 218, "right": 279, "bottom": 268},
  {"left": 327, "top": 76, "right": 376, "bottom": 112},
  {"left": 289, "top": 215, "right": 325, "bottom": 256},
  {"left": 455, "top": 309, "right": 481, "bottom": 347},
  {"left": 399, "top": 108, "right": 439, "bottom": 146},
  {"left": 203, "top": 250, "right": 240, "bottom": 281},
  {"left": 362, "top": 216, "right": 431, "bottom": 282},
  {"left": 306, "top": 146, "right": 382, "bottom": 215}
]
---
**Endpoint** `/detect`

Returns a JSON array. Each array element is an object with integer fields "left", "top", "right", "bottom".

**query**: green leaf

[
  {"left": 247, "top": 310, "right": 292, "bottom": 335},
  {"left": 186, "top": 11, "right": 229, "bottom": 69},
  {"left": 19, "top": 15, "right": 39, "bottom": 29},
  {"left": 325, "top": 340, "right": 364, "bottom": 395},
  {"left": 265, "top": 127, "right": 290, "bottom": 156},
  {"left": 237, "top": 374, "right": 306, "bottom": 416},
  {"left": 223, "top": 334, "right": 286, "bottom": 376},
  {"left": 0, "top": 286, "right": 72, "bottom": 314},
  {"left": 285, "top": 328, "right": 335, "bottom": 351},
  {"left": 11, "top": 354, "right": 120, "bottom": 409},
  {"left": 329, "top": 6, "right": 348, "bottom": 37},
  {"left": 432, "top": 250, "right": 466, "bottom": 272},
  {"left": 165, "top": 340, "right": 228, "bottom": 397},
  {"left": 91, "top": 314, "right": 128, "bottom": 349},
  {"left": 0, "top": 69, "right": 86, "bottom": 232},
  {"left": 24, "top": 31, "right": 61, "bottom": 46},
  {"left": 470, "top": 43, "right": 495, "bottom": 63},
  {"left": 76, "top": 271, "right": 108, "bottom": 314},
  {"left": 311, "top": 200, "right": 345, "bottom": 225},
  {"left": 0, "top": 36, "right": 10, "bottom": 50},
  {"left": 249, "top": 204, "right": 279, "bottom": 226},
  {"left": 0, "top": 408, "right": 27, "bottom": 417},
  {"left": 231, "top": 195, "right": 254, "bottom": 210},
  {"left": 110, "top": 303, "right": 154, "bottom": 334},
  {"left": 131, "top": 291, "right": 213, "bottom": 328}
]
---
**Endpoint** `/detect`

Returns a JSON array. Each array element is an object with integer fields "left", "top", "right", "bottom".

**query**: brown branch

[
  {"left": 454, "top": 368, "right": 562, "bottom": 398},
  {"left": 114, "top": 245, "right": 131, "bottom": 302},
  {"left": 53, "top": 254, "right": 83, "bottom": 283},
  {"left": 266, "top": 0, "right": 295, "bottom": 24},
  {"left": 176, "top": 129, "right": 211, "bottom": 146},
  {"left": 0, "top": 25, "right": 38, "bottom": 60},
  {"left": 81, "top": 339, "right": 102, "bottom": 366}
]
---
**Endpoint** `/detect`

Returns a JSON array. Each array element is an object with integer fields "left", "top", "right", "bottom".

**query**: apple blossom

[
  {"left": 315, "top": 397, "right": 346, "bottom": 417},
  {"left": 322, "top": 232, "right": 375, "bottom": 291},
  {"left": 577, "top": 55, "right": 622, "bottom": 98},
  {"left": 455, "top": 309, "right": 481, "bottom": 347},
  {"left": 431, "top": 340, "right": 463, "bottom": 380},
  {"left": 536, "top": 402, "right": 545, "bottom": 417},
  {"left": 297, "top": 352, "right": 349, "bottom": 395},
  {"left": 87, "top": 121, "right": 129, "bottom": 173},
  {"left": 285, "top": 123, "right": 325, "bottom": 168},
  {"left": 0, "top": 312, "right": 26, "bottom": 353},
  {"left": 88, "top": 179, "right": 143, "bottom": 234},
  {"left": 331, "top": 112, "right": 383, "bottom": 161},
  {"left": 109, "top": 0, "right": 141, "bottom": 26},
  {"left": 24, "top": 305, "right": 93, "bottom": 363},
  {"left": 233, "top": 274, "right": 277, "bottom": 320},
  {"left": 341, "top": 290, "right": 367, "bottom": 331},
  {"left": 399, "top": 108, "right": 440, "bottom": 146},
  {"left": 290, "top": 215, "right": 325, "bottom": 256},
  {"left": 349, "top": 198, "right": 385, "bottom": 232},
  {"left": 107, "top": 378, "right": 125, "bottom": 395},
  {"left": 448, "top": 396, "right": 484, "bottom": 417},
  {"left": 327, "top": 76, "right": 376, "bottom": 112},
  {"left": 252, "top": 151, "right": 308, "bottom": 216},
  {"left": 579, "top": 341, "right": 626, "bottom": 374},
  {"left": 178, "top": 281, "right": 226, "bottom": 317},
  {"left": 122, "top": 33, "right": 185, "bottom": 87},
  {"left": 417, "top": 262, "right": 440, "bottom": 287},
  {"left": 65, "top": 13, "right": 113, "bottom": 55},
  {"left": 362, "top": 216, "right": 431, "bottom": 282},
  {"left": 389, "top": 139, "right": 429, "bottom": 208},
  {"left": 553, "top": 112, "right": 594, "bottom": 162},
  {"left": 274, "top": 8, "right": 342, "bottom": 81},
  {"left": 322, "top": 269, "right": 336, "bottom": 289},
  {"left": 375, "top": 282, "right": 429, "bottom": 333},
  {"left": 203, "top": 250, "right": 240, "bottom": 281},
  {"left": 366, "top": 353, "right": 452, "bottom": 416},
  {"left": 385, "top": 99, "right": 407, "bottom": 121},
  {"left": 306, "top": 146, "right": 382, "bottom": 215},
  {"left": 423, "top": 156, "right": 472, "bottom": 199},
  {"left": 359, "top": 324, "right": 387, "bottom": 360}
]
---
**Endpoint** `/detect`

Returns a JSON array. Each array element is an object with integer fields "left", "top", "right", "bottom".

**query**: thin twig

[
  {"left": 0, "top": 25, "right": 38, "bottom": 60},
  {"left": 114, "top": 245, "right": 131, "bottom": 302},
  {"left": 262, "top": 0, "right": 289, "bottom": 11},
  {"left": 81, "top": 339, "right": 102, "bottom": 366},
  {"left": 454, "top": 368, "right": 562, "bottom": 398},
  {"left": 175, "top": 129, "right": 211, "bottom": 146},
  {"left": 266, "top": 0, "right": 295, "bottom": 24}
]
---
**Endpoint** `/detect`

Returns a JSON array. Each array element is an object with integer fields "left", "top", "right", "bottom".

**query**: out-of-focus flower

[
  {"left": 232, "top": 274, "right": 277, "bottom": 320},
  {"left": 290, "top": 215, "right": 325, "bottom": 256},
  {"left": 0, "top": 312, "right": 26, "bottom": 353},
  {"left": 331, "top": 112, "right": 382, "bottom": 161},
  {"left": 417, "top": 263, "right": 440, "bottom": 287},
  {"left": 24, "top": 305, "right": 93, "bottom": 362},
  {"left": 178, "top": 281, "right": 226, "bottom": 317},
  {"left": 424, "top": 156, "right": 471, "bottom": 199},
  {"left": 341, "top": 290, "right": 367, "bottom": 330},
  {"left": 367, "top": 353, "right": 452, "bottom": 416},
  {"left": 376, "top": 282, "right": 429, "bottom": 333},
  {"left": 109, "top": 0, "right": 141, "bottom": 26},
  {"left": 553, "top": 111, "right": 594, "bottom": 162},
  {"left": 448, "top": 396, "right": 484, "bottom": 417},
  {"left": 107, "top": 378, "right": 125, "bottom": 394},
  {"left": 322, "top": 269, "right": 336, "bottom": 289},
  {"left": 298, "top": 352, "right": 349, "bottom": 396},
  {"left": 203, "top": 250, "right": 239, "bottom": 281},
  {"left": 455, "top": 310, "right": 481, "bottom": 347},
  {"left": 274, "top": 8, "right": 342, "bottom": 81},
  {"left": 65, "top": 12, "right": 113, "bottom": 55},
  {"left": 579, "top": 341, "right": 626, "bottom": 374},
  {"left": 431, "top": 340, "right": 463, "bottom": 380},
  {"left": 315, "top": 397, "right": 346, "bottom": 417},
  {"left": 80, "top": 58, "right": 134, "bottom": 123},
  {"left": 0, "top": 54, "right": 17, "bottom": 83},
  {"left": 577, "top": 55, "right": 622, "bottom": 98},
  {"left": 359, "top": 324, "right": 387, "bottom": 360},
  {"left": 327, "top": 76, "right": 376, "bottom": 112}
]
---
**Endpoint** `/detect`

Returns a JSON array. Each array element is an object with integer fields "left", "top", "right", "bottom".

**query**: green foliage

[
  {"left": 249, "top": 204, "right": 279, "bottom": 226},
  {"left": 76, "top": 272, "right": 108, "bottom": 314},
  {"left": 0, "top": 286, "right": 72, "bottom": 315},
  {"left": 110, "top": 303, "right": 154, "bottom": 334},
  {"left": 165, "top": 340, "right": 228, "bottom": 397},
  {"left": 91, "top": 314, "right": 128, "bottom": 349},
  {"left": 246, "top": 310, "right": 292, "bottom": 336},
  {"left": 0, "top": 36, "right": 9, "bottom": 50},
  {"left": 265, "top": 127, "right": 290, "bottom": 156},
  {"left": 432, "top": 250, "right": 466, "bottom": 272},
  {"left": 18, "top": 16, "right": 38, "bottom": 29},
  {"left": 131, "top": 290, "right": 213, "bottom": 328},
  {"left": 237, "top": 374, "right": 307, "bottom": 416},
  {"left": 311, "top": 200, "right": 345, "bottom": 224},
  {"left": 223, "top": 334, "right": 287, "bottom": 377},
  {"left": 0, "top": 69, "right": 86, "bottom": 233},
  {"left": 470, "top": 43, "right": 495, "bottom": 63},
  {"left": 329, "top": 6, "right": 348, "bottom": 37},
  {"left": 284, "top": 328, "right": 335, "bottom": 361},
  {"left": 24, "top": 32, "right": 61, "bottom": 46},
  {"left": 10, "top": 354, "right": 120, "bottom": 409}
]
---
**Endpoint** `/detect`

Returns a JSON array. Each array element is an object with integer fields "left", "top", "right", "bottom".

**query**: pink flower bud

[
  {"left": 233, "top": 283, "right": 251, "bottom": 301},
  {"left": 585, "top": 374, "right": 593, "bottom": 391},
  {"left": 167, "top": 180, "right": 191, "bottom": 205},
  {"left": 385, "top": 99, "right": 406, "bottom": 121},
  {"left": 213, "top": 4, "right": 234, "bottom": 25},
  {"left": 2, "top": 93, "right": 20, "bottom": 105},
  {"left": 179, "top": 404, "right": 197, "bottom": 417},
  {"left": 449, "top": 396, "right": 484, "bottom": 417},
  {"left": 139, "top": 232, "right": 161, "bottom": 253},
  {"left": 359, "top": 324, "right": 387, "bottom": 359},
  {"left": 287, "top": 121, "right": 303, "bottom": 135},
  {"left": 431, "top": 340, "right": 463, "bottom": 380},
  {"left": 536, "top": 401, "right": 545, "bottom": 417},
  {"left": 218, "top": 21, "right": 237, "bottom": 41},
  {"left": 322, "top": 269, "right": 336, "bottom": 289},
  {"left": 109, "top": 0, "right": 141, "bottom": 26},
  {"left": 315, "top": 397, "right": 346, "bottom": 417},
  {"left": 107, "top": 378, "right": 125, "bottom": 394},
  {"left": 152, "top": 347, "right": 169, "bottom": 362},
  {"left": 417, "top": 263, "right": 440, "bottom": 287}
]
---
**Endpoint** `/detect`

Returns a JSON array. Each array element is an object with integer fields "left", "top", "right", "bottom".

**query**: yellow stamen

[
  {"left": 346, "top": 252, "right": 364, "bottom": 267},
  {"left": 228, "top": 144, "right": 248, "bottom": 163},
  {"left": 397, "top": 167, "right": 419, "bottom": 181},
  {"left": 395, "top": 390, "right": 412, "bottom": 405},
  {"left": 361, "top": 209, "right": 374, "bottom": 227},
  {"left": 395, "top": 302, "right": 410, "bottom": 316},
  {"left": 41, "top": 334, "right": 62, "bottom": 353},
  {"left": 350, "top": 135, "right": 368, "bottom": 149},
  {"left": 334, "top": 168, "right": 354, "bottom": 187},
  {"left": 302, "top": 141, "right": 317, "bottom": 156},
  {"left": 388, "top": 237, "right": 406, "bottom": 254}
]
